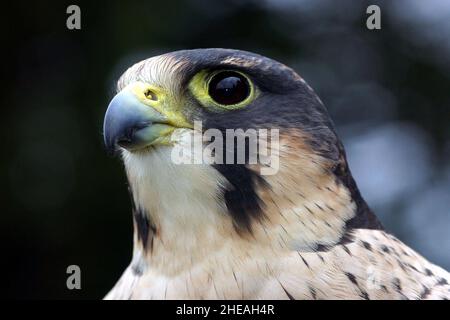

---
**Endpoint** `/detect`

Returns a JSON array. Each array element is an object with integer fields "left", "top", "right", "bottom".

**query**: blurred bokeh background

[{"left": 2, "top": 0, "right": 449, "bottom": 299}]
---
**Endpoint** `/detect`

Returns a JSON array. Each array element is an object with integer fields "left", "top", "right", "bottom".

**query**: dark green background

[{"left": 2, "top": 0, "right": 449, "bottom": 299}]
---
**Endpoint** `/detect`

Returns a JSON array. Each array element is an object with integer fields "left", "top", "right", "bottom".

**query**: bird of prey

[{"left": 103, "top": 48, "right": 450, "bottom": 300}]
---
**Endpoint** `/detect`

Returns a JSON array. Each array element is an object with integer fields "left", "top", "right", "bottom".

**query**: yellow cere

[
  {"left": 128, "top": 81, "right": 193, "bottom": 129},
  {"left": 188, "top": 69, "right": 257, "bottom": 111}
]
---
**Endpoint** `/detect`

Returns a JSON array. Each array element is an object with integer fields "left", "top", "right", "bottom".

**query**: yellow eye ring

[{"left": 189, "top": 69, "right": 257, "bottom": 110}]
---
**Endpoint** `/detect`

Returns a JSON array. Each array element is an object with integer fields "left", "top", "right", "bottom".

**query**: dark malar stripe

[
  {"left": 128, "top": 185, "right": 155, "bottom": 250},
  {"left": 213, "top": 163, "right": 267, "bottom": 232},
  {"left": 133, "top": 208, "right": 151, "bottom": 249}
]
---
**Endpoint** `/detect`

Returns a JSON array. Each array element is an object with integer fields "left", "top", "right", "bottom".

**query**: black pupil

[{"left": 208, "top": 72, "right": 250, "bottom": 105}]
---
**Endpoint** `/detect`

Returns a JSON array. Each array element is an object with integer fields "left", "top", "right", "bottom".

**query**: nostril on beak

[{"left": 144, "top": 89, "right": 158, "bottom": 101}]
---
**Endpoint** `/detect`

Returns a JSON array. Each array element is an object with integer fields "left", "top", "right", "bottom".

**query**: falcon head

[{"left": 103, "top": 49, "right": 381, "bottom": 266}]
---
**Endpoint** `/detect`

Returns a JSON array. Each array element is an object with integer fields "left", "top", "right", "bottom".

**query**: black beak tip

[
  {"left": 104, "top": 136, "right": 119, "bottom": 156},
  {"left": 103, "top": 123, "right": 121, "bottom": 156},
  {"left": 103, "top": 123, "right": 139, "bottom": 155}
]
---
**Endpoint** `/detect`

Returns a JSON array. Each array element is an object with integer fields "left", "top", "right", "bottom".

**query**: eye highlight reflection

[{"left": 208, "top": 71, "right": 250, "bottom": 106}]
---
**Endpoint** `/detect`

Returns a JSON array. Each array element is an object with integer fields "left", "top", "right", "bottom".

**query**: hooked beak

[{"left": 103, "top": 83, "right": 176, "bottom": 153}]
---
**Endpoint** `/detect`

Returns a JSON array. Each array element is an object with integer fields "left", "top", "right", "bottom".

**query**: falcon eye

[
  {"left": 189, "top": 69, "right": 256, "bottom": 110},
  {"left": 208, "top": 71, "right": 250, "bottom": 106}
]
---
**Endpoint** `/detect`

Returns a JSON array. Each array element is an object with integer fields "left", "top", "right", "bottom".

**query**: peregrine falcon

[{"left": 102, "top": 48, "right": 450, "bottom": 300}]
